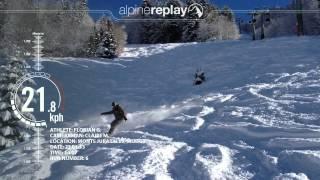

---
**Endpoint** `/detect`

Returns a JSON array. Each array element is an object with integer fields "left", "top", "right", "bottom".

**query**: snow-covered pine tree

[
  {"left": 0, "top": 0, "right": 7, "bottom": 57},
  {"left": 86, "top": 15, "right": 126, "bottom": 58},
  {"left": 182, "top": 0, "right": 200, "bottom": 42},
  {"left": 303, "top": 0, "right": 320, "bottom": 35},
  {"left": 182, "top": 0, "right": 211, "bottom": 42},
  {"left": 0, "top": 0, "right": 6, "bottom": 33},
  {"left": 124, "top": 0, "right": 153, "bottom": 44},
  {"left": 220, "top": 6, "right": 234, "bottom": 21},
  {"left": 197, "top": 5, "right": 219, "bottom": 41},
  {"left": 157, "top": 0, "right": 184, "bottom": 43},
  {"left": 96, "top": 28, "right": 118, "bottom": 59},
  {"left": 197, "top": 5, "right": 239, "bottom": 41},
  {"left": 1, "top": 0, "right": 37, "bottom": 56},
  {"left": 86, "top": 27, "right": 100, "bottom": 57},
  {"left": 56, "top": 0, "right": 94, "bottom": 56},
  {"left": 126, "top": 0, "right": 181, "bottom": 44},
  {"left": 140, "top": 0, "right": 156, "bottom": 44},
  {"left": 0, "top": 57, "right": 34, "bottom": 151}
]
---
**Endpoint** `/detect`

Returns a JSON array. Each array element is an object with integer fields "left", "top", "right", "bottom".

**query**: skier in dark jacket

[
  {"left": 101, "top": 102, "right": 127, "bottom": 136},
  {"left": 194, "top": 69, "right": 206, "bottom": 85}
]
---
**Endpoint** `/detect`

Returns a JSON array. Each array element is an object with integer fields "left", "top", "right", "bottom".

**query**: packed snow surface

[{"left": 1, "top": 37, "right": 320, "bottom": 180}]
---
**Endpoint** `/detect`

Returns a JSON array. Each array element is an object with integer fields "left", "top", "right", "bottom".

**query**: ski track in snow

[
  {"left": 1, "top": 37, "right": 320, "bottom": 180},
  {"left": 192, "top": 106, "right": 215, "bottom": 131},
  {"left": 119, "top": 43, "right": 191, "bottom": 59}
]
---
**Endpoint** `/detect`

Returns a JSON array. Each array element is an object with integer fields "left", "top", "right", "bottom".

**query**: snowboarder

[
  {"left": 194, "top": 69, "right": 206, "bottom": 85},
  {"left": 101, "top": 102, "right": 128, "bottom": 136}
]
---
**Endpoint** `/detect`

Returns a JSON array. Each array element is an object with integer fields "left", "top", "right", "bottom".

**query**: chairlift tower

[
  {"left": 236, "top": 18, "right": 244, "bottom": 34},
  {"left": 250, "top": 11, "right": 258, "bottom": 40},
  {"left": 260, "top": 9, "right": 271, "bottom": 40},
  {"left": 295, "top": 0, "right": 304, "bottom": 36}
]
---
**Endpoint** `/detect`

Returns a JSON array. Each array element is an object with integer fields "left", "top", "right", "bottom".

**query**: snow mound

[
  {"left": 194, "top": 144, "right": 253, "bottom": 180},
  {"left": 274, "top": 173, "right": 309, "bottom": 180},
  {"left": 278, "top": 150, "right": 320, "bottom": 179}
]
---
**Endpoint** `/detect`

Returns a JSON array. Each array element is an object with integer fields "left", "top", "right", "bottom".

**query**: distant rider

[
  {"left": 194, "top": 69, "right": 206, "bottom": 85},
  {"left": 101, "top": 102, "right": 127, "bottom": 136}
]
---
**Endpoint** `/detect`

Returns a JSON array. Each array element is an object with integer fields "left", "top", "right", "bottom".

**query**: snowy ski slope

[{"left": 0, "top": 36, "right": 320, "bottom": 180}]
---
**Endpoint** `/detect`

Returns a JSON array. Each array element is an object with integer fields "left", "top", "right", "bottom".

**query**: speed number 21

[{"left": 21, "top": 87, "right": 56, "bottom": 113}]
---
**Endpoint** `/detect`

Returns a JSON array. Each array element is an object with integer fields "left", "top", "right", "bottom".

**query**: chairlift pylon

[{"left": 265, "top": 11, "right": 271, "bottom": 23}]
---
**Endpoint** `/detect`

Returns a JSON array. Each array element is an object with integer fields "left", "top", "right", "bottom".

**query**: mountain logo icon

[{"left": 188, "top": 3, "right": 204, "bottom": 18}]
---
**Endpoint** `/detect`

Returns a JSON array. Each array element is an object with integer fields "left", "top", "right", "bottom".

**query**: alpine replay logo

[
  {"left": 119, "top": 3, "right": 204, "bottom": 19},
  {"left": 187, "top": 3, "right": 204, "bottom": 18}
]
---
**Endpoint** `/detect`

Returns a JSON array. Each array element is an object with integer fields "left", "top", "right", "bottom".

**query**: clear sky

[{"left": 88, "top": 0, "right": 292, "bottom": 21}]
